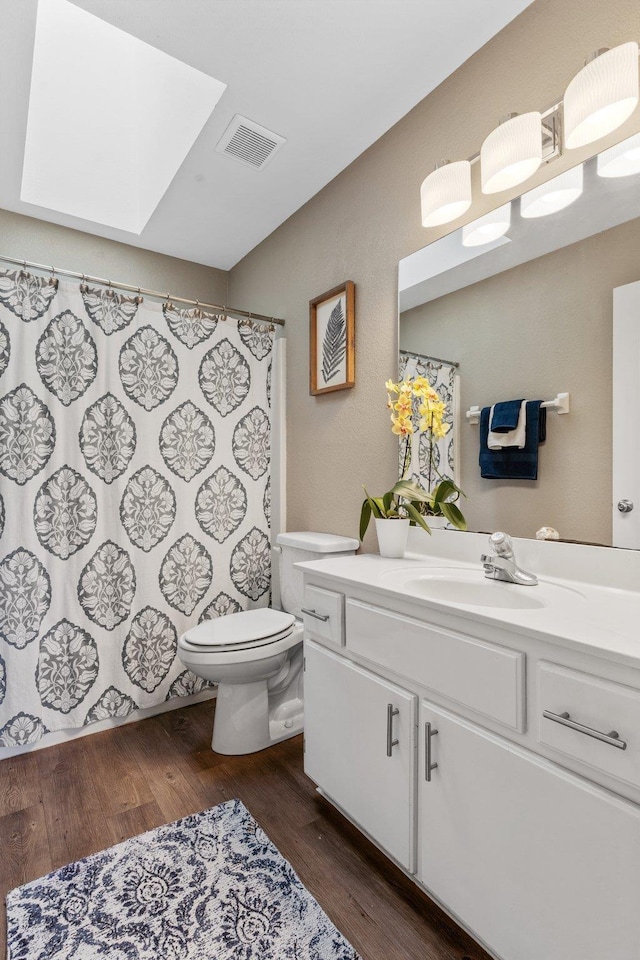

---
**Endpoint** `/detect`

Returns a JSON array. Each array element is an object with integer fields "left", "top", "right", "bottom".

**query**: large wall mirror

[{"left": 398, "top": 134, "right": 640, "bottom": 549}]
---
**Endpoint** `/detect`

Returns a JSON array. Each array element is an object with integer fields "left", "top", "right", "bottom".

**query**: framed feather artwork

[{"left": 309, "top": 281, "right": 355, "bottom": 395}]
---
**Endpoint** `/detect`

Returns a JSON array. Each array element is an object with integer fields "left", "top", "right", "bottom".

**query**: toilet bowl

[
  {"left": 178, "top": 608, "right": 304, "bottom": 755},
  {"left": 178, "top": 531, "right": 358, "bottom": 755}
]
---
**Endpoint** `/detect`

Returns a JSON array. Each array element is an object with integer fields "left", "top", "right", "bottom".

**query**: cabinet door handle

[
  {"left": 386, "top": 703, "right": 399, "bottom": 756},
  {"left": 301, "top": 607, "right": 330, "bottom": 622},
  {"left": 425, "top": 721, "right": 439, "bottom": 781},
  {"left": 543, "top": 709, "right": 627, "bottom": 750}
]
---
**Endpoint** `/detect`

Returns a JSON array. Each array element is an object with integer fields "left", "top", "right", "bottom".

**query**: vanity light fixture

[
  {"left": 420, "top": 39, "right": 639, "bottom": 230},
  {"left": 564, "top": 43, "right": 639, "bottom": 150},
  {"left": 462, "top": 202, "right": 511, "bottom": 247},
  {"left": 480, "top": 112, "right": 543, "bottom": 194},
  {"left": 520, "top": 164, "right": 584, "bottom": 218},
  {"left": 597, "top": 131, "right": 640, "bottom": 177},
  {"left": 420, "top": 160, "right": 472, "bottom": 227}
]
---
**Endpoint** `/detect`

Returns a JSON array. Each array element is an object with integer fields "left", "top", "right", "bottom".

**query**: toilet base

[{"left": 211, "top": 678, "right": 303, "bottom": 755}]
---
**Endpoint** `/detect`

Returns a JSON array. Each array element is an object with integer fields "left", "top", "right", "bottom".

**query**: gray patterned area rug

[{"left": 6, "top": 799, "right": 360, "bottom": 960}]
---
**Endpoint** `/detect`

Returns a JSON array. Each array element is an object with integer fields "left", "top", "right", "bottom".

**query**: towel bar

[{"left": 466, "top": 392, "right": 570, "bottom": 425}]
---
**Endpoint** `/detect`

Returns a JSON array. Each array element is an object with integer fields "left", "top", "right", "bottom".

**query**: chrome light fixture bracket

[{"left": 540, "top": 104, "right": 562, "bottom": 164}]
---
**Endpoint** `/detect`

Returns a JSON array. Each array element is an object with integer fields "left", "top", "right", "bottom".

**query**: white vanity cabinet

[
  {"left": 300, "top": 562, "right": 640, "bottom": 960},
  {"left": 303, "top": 640, "right": 417, "bottom": 872},
  {"left": 419, "top": 700, "right": 640, "bottom": 960}
]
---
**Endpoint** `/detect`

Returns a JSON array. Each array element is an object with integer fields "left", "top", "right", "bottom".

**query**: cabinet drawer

[
  {"left": 346, "top": 599, "right": 525, "bottom": 731},
  {"left": 302, "top": 585, "right": 344, "bottom": 647},
  {"left": 538, "top": 661, "right": 640, "bottom": 788}
]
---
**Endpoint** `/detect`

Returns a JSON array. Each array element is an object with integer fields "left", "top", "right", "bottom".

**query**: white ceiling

[{"left": 0, "top": 0, "right": 533, "bottom": 270}]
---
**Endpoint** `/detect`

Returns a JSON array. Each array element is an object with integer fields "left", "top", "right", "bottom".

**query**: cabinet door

[
  {"left": 419, "top": 701, "right": 640, "bottom": 960},
  {"left": 304, "top": 640, "right": 417, "bottom": 871}
]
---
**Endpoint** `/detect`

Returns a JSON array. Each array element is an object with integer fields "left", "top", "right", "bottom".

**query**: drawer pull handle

[
  {"left": 301, "top": 608, "right": 330, "bottom": 622},
  {"left": 543, "top": 709, "right": 627, "bottom": 751},
  {"left": 425, "top": 721, "right": 439, "bottom": 781},
  {"left": 386, "top": 703, "right": 399, "bottom": 756}
]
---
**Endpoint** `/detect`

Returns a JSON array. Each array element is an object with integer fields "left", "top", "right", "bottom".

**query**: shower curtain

[{"left": 0, "top": 270, "right": 274, "bottom": 748}]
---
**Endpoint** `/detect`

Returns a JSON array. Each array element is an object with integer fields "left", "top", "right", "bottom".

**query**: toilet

[{"left": 178, "top": 531, "right": 358, "bottom": 755}]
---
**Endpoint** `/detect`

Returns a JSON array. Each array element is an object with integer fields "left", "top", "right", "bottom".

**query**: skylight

[{"left": 21, "top": 0, "right": 227, "bottom": 234}]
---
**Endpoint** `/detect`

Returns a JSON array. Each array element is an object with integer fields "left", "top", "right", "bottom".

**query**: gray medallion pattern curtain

[
  {"left": 0, "top": 270, "right": 274, "bottom": 748},
  {"left": 399, "top": 352, "right": 458, "bottom": 488}
]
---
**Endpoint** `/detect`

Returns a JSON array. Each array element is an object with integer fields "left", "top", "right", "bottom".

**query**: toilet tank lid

[{"left": 276, "top": 531, "right": 359, "bottom": 553}]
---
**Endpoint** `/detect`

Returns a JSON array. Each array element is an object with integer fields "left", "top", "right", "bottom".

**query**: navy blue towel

[
  {"left": 479, "top": 400, "right": 546, "bottom": 480},
  {"left": 490, "top": 399, "right": 524, "bottom": 432}
]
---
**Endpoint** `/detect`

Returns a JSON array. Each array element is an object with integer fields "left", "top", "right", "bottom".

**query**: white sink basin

[{"left": 381, "top": 566, "right": 586, "bottom": 610}]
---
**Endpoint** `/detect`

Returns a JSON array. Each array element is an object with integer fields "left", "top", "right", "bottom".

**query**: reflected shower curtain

[
  {"left": 399, "top": 352, "right": 458, "bottom": 488},
  {"left": 0, "top": 270, "right": 274, "bottom": 747}
]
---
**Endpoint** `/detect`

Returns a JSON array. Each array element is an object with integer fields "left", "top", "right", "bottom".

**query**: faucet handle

[{"left": 488, "top": 531, "right": 514, "bottom": 558}]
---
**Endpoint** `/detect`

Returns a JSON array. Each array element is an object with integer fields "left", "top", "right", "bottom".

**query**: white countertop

[{"left": 297, "top": 542, "right": 640, "bottom": 670}]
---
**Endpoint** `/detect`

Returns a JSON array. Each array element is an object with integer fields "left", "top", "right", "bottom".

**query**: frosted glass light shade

[
  {"left": 462, "top": 202, "right": 511, "bottom": 247},
  {"left": 521, "top": 165, "right": 583, "bottom": 218},
  {"left": 420, "top": 160, "right": 472, "bottom": 227},
  {"left": 597, "top": 132, "right": 640, "bottom": 177},
  {"left": 564, "top": 43, "right": 639, "bottom": 150},
  {"left": 481, "top": 113, "right": 542, "bottom": 195}
]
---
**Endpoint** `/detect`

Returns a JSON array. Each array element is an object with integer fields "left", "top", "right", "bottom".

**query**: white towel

[{"left": 488, "top": 399, "right": 527, "bottom": 449}]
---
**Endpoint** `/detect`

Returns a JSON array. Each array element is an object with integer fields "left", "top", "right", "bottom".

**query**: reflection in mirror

[{"left": 398, "top": 138, "right": 640, "bottom": 548}]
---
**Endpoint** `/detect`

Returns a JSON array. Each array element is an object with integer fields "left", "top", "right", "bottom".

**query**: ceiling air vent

[{"left": 216, "top": 115, "right": 286, "bottom": 169}]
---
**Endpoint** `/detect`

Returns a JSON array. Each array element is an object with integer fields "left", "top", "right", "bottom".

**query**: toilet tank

[{"left": 275, "top": 531, "right": 359, "bottom": 619}]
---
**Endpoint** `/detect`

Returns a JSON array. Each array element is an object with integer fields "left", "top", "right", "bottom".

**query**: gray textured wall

[
  {"left": 0, "top": 209, "right": 228, "bottom": 306},
  {"left": 228, "top": 0, "right": 640, "bottom": 549}
]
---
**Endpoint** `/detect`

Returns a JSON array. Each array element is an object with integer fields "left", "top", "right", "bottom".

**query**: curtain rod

[
  {"left": 399, "top": 348, "right": 459, "bottom": 369},
  {"left": 0, "top": 253, "right": 286, "bottom": 327}
]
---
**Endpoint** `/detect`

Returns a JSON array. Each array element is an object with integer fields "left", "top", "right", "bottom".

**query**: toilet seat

[{"left": 180, "top": 608, "right": 296, "bottom": 653}]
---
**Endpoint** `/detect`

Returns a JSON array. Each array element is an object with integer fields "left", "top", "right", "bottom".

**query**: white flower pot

[
  {"left": 425, "top": 515, "right": 450, "bottom": 530},
  {"left": 375, "top": 518, "right": 410, "bottom": 558}
]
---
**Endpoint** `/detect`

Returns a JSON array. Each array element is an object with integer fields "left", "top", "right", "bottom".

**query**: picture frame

[{"left": 309, "top": 281, "right": 355, "bottom": 396}]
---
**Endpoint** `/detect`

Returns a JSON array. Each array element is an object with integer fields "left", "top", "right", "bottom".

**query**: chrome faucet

[{"left": 481, "top": 532, "right": 538, "bottom": 586}]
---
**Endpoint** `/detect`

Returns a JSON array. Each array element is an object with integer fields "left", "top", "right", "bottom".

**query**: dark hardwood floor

[{"left": 0, "top": 700, "right": 491, "bottom": 960}]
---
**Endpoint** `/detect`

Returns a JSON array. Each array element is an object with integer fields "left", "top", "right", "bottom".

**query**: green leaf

[
  {"left": 362, "top": 488, "right": 384, "bottom": 519},
  {"left": 440, "top": 501, "right": 467, "bottom": 530},
  {"left": 359, "top": 498, "right": 372, "bottom": 541},
  {"left": 405, "top": 501, "right": 432, "bottom": 534},
  {"left": 391, "top": 479, "right": 435, "bottom": 505},
  {"left": 432, "top": 478, "right": 459, "bottom": 504},
  {"left": 382, "top": 491, "right": 394, "bottom": 512}
]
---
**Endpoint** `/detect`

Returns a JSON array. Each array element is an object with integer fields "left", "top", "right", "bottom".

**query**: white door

[
  {"left": 419, "top": 700, "right": 640, "bottom": 960},
  {"left": 304, "top": 640, "right": 417, "bottom": 871},
  {"left": 613, "top": 280, "right": 640, "bottom": 547}
]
